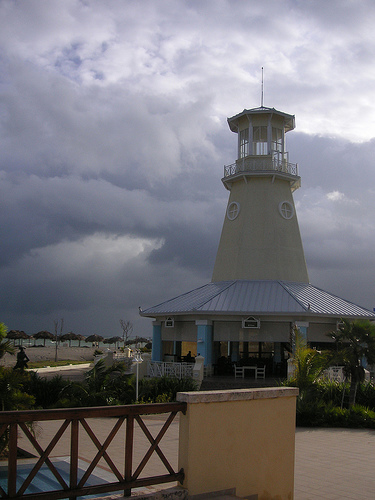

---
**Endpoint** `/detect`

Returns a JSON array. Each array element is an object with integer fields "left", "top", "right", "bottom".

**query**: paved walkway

[
  {"left": 16, "top": 415, "right": 375, "bottom": 499},
  {"left": 294, "top": 427, "right": 375, "bottom": 500}
]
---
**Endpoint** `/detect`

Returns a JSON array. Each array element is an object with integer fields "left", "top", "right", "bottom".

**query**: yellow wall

[{"left": 177, "top": 387, "right": 298, "bottom": 499}]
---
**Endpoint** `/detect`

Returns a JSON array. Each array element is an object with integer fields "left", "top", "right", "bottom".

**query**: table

[{"left": 234, "top": 365, "right": 257, "bottom": 378}]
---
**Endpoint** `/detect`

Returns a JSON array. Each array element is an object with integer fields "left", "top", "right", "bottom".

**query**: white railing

[
  {"left": 323, "top": 365, "right": 371, "bottom": 383},
  {"left": 147, "top": 361, "right": 194, "bottom": 379},
  {"left": 224, "top": 156, "right": 298, "bottom": 178},
  {"left": 113, "top": 352, "right": 130, "bottom": 361},
  {"left": 323, "top": 366, "right": 345, "bottom": 382}
]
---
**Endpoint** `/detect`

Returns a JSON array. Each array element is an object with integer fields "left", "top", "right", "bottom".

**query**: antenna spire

[{"left": 261, "top": 67, "right": 264, "bottom": 107}]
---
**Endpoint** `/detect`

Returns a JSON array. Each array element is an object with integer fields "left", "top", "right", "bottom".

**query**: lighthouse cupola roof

[{"left": 227, "top": 106, "right": 295, "bottom": 133}]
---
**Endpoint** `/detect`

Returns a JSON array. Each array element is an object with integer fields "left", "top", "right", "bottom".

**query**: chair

[
  {"left": 234, "top": 365, "right": 244, "bottom": 378},
  {"left": 256, "top": 365, "right": 266, "bottom": 380}
]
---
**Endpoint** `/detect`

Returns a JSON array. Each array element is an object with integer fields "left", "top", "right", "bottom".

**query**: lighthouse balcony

[{"left": 223, "top": 155, "right": 301, "bottom": 191}]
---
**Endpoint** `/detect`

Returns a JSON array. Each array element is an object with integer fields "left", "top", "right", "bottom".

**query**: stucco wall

[{"left": 177, "top": 387, "right": 298, "bottom": 499}]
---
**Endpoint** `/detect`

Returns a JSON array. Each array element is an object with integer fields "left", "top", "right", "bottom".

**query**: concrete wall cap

[{"left": 176, "top": 387, "right": 298, "bottom": 403}]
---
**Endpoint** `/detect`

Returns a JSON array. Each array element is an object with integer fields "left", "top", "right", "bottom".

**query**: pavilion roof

[{"left": 140, "top": 280, "right": 375, "bottom": 319}]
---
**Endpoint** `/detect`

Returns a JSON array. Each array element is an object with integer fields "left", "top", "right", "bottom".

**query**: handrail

[
  {"left": 224, "top": 156, "right": 298, "bottom": 178},
  {"left": 0, "top": 402, "right": 187, "bottom": 499},
  {"left": 148, "top": 361, "right": 194, "bottom": 379}
]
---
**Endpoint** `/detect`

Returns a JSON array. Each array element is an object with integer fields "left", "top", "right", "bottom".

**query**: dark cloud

[{"left": 1, "top": 0, "right": 375, "bottom": 336}]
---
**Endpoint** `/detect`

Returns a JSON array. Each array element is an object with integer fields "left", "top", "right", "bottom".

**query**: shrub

[
  {"left": 0, "top": 367, "right": 35, "bottom": 453},
  {"left": 283, "top": 371, "right": 375, "bottom": 428},
  {"left": 23, "top": 372, "right": 70, "bottom": 408},
  {"left": 355, "top": 382, "right": 375, "bottom": 410},
  {"left": 139, "top": 376, "right": 198, "bottom": 403}
]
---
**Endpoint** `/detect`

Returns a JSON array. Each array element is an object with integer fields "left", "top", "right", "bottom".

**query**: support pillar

[
  {"left": 151, "top": 321, "right": 162, "bottom": 362},
  {"left": 231, "top": 342, "right": 240, "bottom": 363},
  {"left": 295, "top": 322, "right": 309, "bottom": 342},
  {"left": 174, "top": 340, "right": 181, "bottom": 360},
  {"left": 274, "top": 342, "right": 282, "bottom": 363},
  {"left": 196, "top": 320, "right": 213, "bottom": 366}
]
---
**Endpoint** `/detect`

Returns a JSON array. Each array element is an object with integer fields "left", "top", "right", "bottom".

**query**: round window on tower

[
  {"left": 227, "top": 201, "right": 240, "bottom": 220},
  {"left": 279, "top": 201, "right": 294, "bottom": 220}
]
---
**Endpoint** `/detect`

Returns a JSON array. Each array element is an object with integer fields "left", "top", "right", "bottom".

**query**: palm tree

[
  {"left": 0, "top": 323, "right": 15, "bottom": 359},
  {"left": 288, "top": 326, "right": 327, "bottom": 391},
  {"left": 328, "top": 319, "right": 375, "bottom": 407}
]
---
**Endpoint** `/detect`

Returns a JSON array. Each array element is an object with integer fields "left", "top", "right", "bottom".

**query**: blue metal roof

[{"left": 140, "top": 280, "right": 375, "bottom": 319}]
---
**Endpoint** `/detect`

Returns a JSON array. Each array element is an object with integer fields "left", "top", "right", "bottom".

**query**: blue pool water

[{"left": 0, "top": 457, "right": 121, "bottom": 499}]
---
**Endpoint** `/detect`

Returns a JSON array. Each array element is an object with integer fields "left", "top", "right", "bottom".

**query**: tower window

[
  {"left": 272, "top": 127, "right": 283, "bottom": 152},
  {"left": 253, "top": 126, "right": 267, "bottom": 155},
  {"left": 242, "top": 316, "right": 260, "bottom": 329},
  {"left": 239, "top": 128, "right": 249, "bottom": 158}
]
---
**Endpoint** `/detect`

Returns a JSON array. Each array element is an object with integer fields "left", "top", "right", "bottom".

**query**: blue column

[
  {"left": 274, "top": 342, "right": 282, "bottom": 363},
  {"left": 196, "top": 320, "right": 213, "bottom": 366},
  {"left": 152, "top": 322, "right": 162, "bottom": 362},
  {"left": 231, "top": 342, "right": 240, "bottom": 363}
]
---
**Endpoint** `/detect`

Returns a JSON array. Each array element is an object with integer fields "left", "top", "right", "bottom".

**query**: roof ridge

[
  {"left": 279, "top": 281, "right": 310, "bottom": 311},
  {"left": 140, "top": 282, "right": 213, "bottom": 313},
  {"left": 194, "top": 281, "right": 236, "bottom": 310}
]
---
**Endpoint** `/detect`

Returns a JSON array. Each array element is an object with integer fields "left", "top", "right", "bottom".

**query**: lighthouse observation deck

[{"left": 223, "top": 154, "right": 301, "bottom": 191}]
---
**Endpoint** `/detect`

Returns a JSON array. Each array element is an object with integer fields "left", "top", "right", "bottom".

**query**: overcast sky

[{"left": 1, "top": 0, "right": 375, "bottom": 338}]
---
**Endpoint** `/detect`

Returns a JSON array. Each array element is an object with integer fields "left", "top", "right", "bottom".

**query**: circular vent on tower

[
  {"left": 279, "top": 201, "right": 294, "bottom": 220},
  {"left": 227, "top": 202, "right": 240, "bottom": 220}
]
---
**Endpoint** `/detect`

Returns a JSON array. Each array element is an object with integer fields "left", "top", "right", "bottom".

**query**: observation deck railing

[
  {"left": 0, "top": 402, "right": 186, "bottom": 499},
  {"left": 224, "top": 155, "right": 298, "bottom": 178}
]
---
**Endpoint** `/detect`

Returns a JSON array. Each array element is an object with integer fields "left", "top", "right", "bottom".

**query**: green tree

[
  {"left": 0, "top": 368, "right": 35, "bottom": 453},
  {"left": 328, "top": 319, "right": 375, "bottom": 407},
  {"left": 288, "top": 326, "right": 327, "bottom": 391},
  {"left": 84, "top": 359, "right": 135, "bottom": 405},
  {"left": 0, "top": 323, "right": 15, "bottom": 359}
]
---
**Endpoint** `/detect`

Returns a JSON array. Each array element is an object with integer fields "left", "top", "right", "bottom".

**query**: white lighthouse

[
  {"left": 212, "top": 106, "right": 308, "bottom": 283},
  {"left": 140, "top": 103, "right": 375, "bottom": 376}
]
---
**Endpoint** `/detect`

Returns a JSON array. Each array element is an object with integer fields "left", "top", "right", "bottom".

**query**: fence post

[
  {"left": 70, "top": 419, "right": 79, "bottom": 499},
  {"left": 124, "top": 415, "right": 134, "bottom": 497},
  {"left": 8, "top": 423, "right": 18, "bottom": 497}
]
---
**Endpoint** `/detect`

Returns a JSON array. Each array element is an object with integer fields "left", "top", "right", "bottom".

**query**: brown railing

[{"left": 0, "top": 402, "right": 186, "bottom": 499}]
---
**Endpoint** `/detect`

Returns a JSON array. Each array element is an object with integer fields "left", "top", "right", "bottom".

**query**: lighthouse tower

[
  {"left": 212, "top": 106, "right": 309, "bottom": 283},
  {"left": 140, "top": 104, "right": 375, "bottom": 372}
]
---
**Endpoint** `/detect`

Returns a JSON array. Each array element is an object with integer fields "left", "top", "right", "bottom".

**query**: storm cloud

[{"left": 1, "top": 0, "right": 375, "bottom": 337}]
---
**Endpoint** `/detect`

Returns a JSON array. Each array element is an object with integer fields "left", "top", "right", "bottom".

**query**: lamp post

[{"left": 133, "top": 349, "right": 143, "bottom": 401}]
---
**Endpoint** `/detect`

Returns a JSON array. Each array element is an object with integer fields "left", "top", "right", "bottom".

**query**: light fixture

[{"left": 132, "top": 349, "right": 143, "bottom": 402}]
